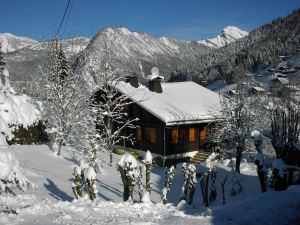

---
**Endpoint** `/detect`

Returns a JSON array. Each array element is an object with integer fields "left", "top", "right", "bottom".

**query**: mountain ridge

[
  {"left": 197, "top": 26, "right": 249, "bottom": 48},
  {"left": 74, "top": 26, "right": 211, "bottom": 86},
  {"left": 0, "top": 33, "right": 38, "bottom": 53}
]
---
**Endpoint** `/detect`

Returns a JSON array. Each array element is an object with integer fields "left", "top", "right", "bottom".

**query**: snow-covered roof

[
  {"left": 115, "top": 81, "right": 221, "bottom": 126},
  {"left": 273, "top": 77, "right": 289, "bottom": 85},
  {"left": 252, "top": 86, "right": 265, "bottom": 92}
]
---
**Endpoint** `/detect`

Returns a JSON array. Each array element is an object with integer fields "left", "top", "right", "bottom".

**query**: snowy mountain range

[
  {"left": 2, "top": 25, "right": 248, "bottom": 90},
  {"left": 197, "top": 26, "right": 249, "bottom": 48},
  {"left": 0, "top": 33, "right": 38, "bottom": 53},
  {"left": 74, "top": 27, "right": 210, "bottom": 83}
]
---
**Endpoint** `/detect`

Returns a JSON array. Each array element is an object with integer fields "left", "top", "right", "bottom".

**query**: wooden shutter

[
  {"left": 136, "top": 127, "right": 142, "bottom": 141},
  {"left": 150, "top": 128, "right": 157, "bottom": 144},
  {"left": 189, "top": 128, "right": 195, "bottom": 142},
  {"left": 172, "top": 128, "right": 178, "bottom": 144}
]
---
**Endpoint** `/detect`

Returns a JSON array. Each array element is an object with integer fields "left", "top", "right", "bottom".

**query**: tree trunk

[
  {"left": 221, "top": 175, "right": 228, "bottom": 205},
  {"left": 127, "top": 175, "right": 135, "bottom": 202},
  {"left": 272, "top": 169, "right": 287, "bottom": 191},
  {"left": 287, "top": 169, "right": 294, "bottom": 186},
  {"left": 110, "top": 152, "right": 113, "bottom": 166},
  {"left": 235, "top": 146, "right": 242, "bottom": 174},
  {"left": 145, "top": 163, "right": 151, "bottom": 194},
  {"left": 138, "top": 166, "right": 144, "bottom": 202},
  {"left": 205, "top": 174, "right": 209, "bottom": 207},
  {"left": 188, "top": 186, "right": 195, "bottom": 205},
  {"left": 257, "top": 166, "right": 267, "bottom": 192},
  {"left": 56, "top": 139, "right": 64, "bottom": 156},
  {"left": 118, "top": 167, "right": 128, "bottom": 201}
]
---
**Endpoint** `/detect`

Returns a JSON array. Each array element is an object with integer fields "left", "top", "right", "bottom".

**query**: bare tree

[
  {"left": 217, "top": 81, "right": 255, "bottom": 173},
  {"left": 87, "top": 37, "right": 138, "bottom": 165},
  {"left": 270, "top": 104, "right": 300, "bottom": 190}
]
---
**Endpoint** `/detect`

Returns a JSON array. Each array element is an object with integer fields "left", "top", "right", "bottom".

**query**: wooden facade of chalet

[{"left": 124, "top": 102, "right": 212, "bottom": 156}]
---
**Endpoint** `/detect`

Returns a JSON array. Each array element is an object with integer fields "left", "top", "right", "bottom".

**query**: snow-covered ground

[{"left": 0, "top": 145, "right": 300, "bottom": 224}]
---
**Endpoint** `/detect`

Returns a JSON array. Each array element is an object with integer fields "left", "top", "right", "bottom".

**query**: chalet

[
  {"left": 114, "top": 77, "right": 221, "bottom": 158},
  {"left": 271, "top": 76, "right": 289, "bottom": 95},
  {"left": 249, "top": 86, "right": 265, "bottom": 95}
]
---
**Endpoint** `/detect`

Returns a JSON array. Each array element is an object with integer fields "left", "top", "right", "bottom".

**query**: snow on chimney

[{"left": 147, "top": 67, "right": 164, "bottom": 93}]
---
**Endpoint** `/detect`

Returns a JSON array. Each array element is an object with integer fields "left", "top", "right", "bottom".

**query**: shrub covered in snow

[
  {"left": 72, "top": 159, "right": 98, "bottom": 201},
  {"left": 0, "top": 45, "right": 40, "bottom": 143},
  {"left": 143, "top": 150, "right": 152, "bottom": 202},
  {"left": 180, "top": 163, "right": 197, "bottom": 205},
  {"left": 251, "top": 130, "right": 268, "bottom": 192},
  {"left": 162, "top": 166, "right": 175, "bottom": 204},
  {"left": 117, "top": 154, "right": 139, "bottom": 202},
  {"left": 0, "top": 147, "right": 35, "bottom": 192}
]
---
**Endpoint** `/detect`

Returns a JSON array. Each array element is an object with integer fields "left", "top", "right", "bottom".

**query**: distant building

[{"left": 249, "top": 86, "right": 265, "bottom": 95}]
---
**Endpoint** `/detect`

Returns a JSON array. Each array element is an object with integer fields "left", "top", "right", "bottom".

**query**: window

[
  {"left": 172, "top": 128, "right": 178, "bottom": 144},
  {"left": 136, "top": 127, "right": 142, "bottom": 141},
  {"left": 172, "top": 128, "right": 187, "bottom": 144},
  {"left": 143, "top": 127, "right": 157, "bottom": 144},
  {"left": 150, "top": 128, "right": 157, "bottom": 144},
  {"left": 189, "top": 128, "right": 195, "bottom": 142},
  {"left": 200, "top": 128, "right": 206, "bottom": 141}
]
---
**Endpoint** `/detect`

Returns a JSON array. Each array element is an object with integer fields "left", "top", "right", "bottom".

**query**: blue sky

[{"left": 1, "top": 0, "right": 300, "bottom": 41}]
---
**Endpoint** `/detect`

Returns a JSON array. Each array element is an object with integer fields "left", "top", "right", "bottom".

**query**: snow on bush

[
  {"left": 117, "top": 154, "right": 139, "bottom": 202},
  {"left": 162, "top": 165, "right": 175, "bottom": 204},
  {"left": 142, "top": 150, "right": 153, "bottom": 203},
  {"left": 72, "top": 159, "right": 98, "bottom": 201},
  {"left": 251, "top": 130, "right": 263, "bottom": 143},
  {"left": 251, "top": 130, "right": 265, "bottom": 166},
  {"left": 117, "top": 153, "right": 138, "bottom": 170},
  {"left": 143, "top": 150, "right": 153, "bottom": 164},
  {"left": 0, "top": 147, "right": 35, "bottom": 192},
  {"left": 0, "top": 68, "right": 40, "bottom": 140},
  {"left": 180, "top": 163, "right": 197, "bottom": 204}
]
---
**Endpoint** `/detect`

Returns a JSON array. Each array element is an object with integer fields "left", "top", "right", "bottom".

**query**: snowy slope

[
  {"left": 197, "top": 26, "right": 248, "bottom": 48},
  {"left": 0, "top": 145, "right": 299, "bottom": 224},
  {"left": 0, "top": 33, "right": 37, "bottom": 53}
]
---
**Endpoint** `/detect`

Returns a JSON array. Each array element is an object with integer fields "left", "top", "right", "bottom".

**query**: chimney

[
  {"left": 125, "top": 74, "right": 139, "bottom": 88},
  {"left": 148, "top": 77, "right": 163, "bottom": 93}
]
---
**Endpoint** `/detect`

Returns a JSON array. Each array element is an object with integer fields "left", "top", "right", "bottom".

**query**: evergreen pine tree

[
  {"left": 58, "top": 47, "right": 70, "bottom": 81},
  {"left": 42, "top": 38, "right": 86, "bottom": 156},
  {"left": 0, "top": 44, "right": 6, "bottom": 72}
]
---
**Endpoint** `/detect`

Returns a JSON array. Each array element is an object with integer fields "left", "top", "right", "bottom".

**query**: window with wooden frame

[
  {"left": 150, "top": 128, "right": 157, "bottom": 144},
  {"left": 172, "top": 128, "right": 178, "bottom": 144},
  {"left": 143, "top": 127, "right": 157, "bottom": 144},
  {"left": 189, "top": 128, "right": 195, "bottom": 142},
  {"left": 136, "top": 127, "right": 142, "bottom": 141},
  {"left": 200, "top": 128, "right": 206, "bottom": 141}
]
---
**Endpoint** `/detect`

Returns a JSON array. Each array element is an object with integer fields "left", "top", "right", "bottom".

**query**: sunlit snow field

[{"left": 0, "top": 145, "right": 300, "bottom": 225}]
